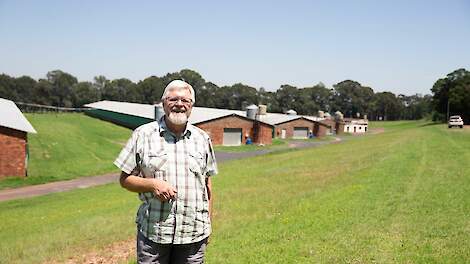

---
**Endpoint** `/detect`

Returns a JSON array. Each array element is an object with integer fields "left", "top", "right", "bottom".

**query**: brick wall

[
  {"left": 275, "top": 119, "right": 315, "bottom": 138},
  {"left": 320, "top": 119, "right": 336, "bottom": 133},
  {"left": 274, "top": 118, "right": 330, "bottom": 138},
  {"left": 335, "top": 122, "right": 345, "bottom": 135},
  {"left": 313, "top": 122, "right": 329, "bottom": 137},
  {"left": 254, "top": 122, "right": 273, "bottom": 145},
  {"left": 0, "top": 126, "right": 27, "bottom": 178},
  {"left": 195, "top": 115, "right": 272, "bottom": 145}
]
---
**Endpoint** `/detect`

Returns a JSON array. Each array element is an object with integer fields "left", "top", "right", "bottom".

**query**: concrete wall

[
  {"left": 0, "top": 126, "right": 27, "bottom": 178},
  {"left": 344, "top": 124, "right": 367, "bottom": 133},
  {"left": 196, "top": 115, "right": 273, "bottom": 145}
]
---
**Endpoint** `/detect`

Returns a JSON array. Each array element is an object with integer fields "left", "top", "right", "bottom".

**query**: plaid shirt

[{"left": 114, "top": 118, "right": 218, "bottom": 244}]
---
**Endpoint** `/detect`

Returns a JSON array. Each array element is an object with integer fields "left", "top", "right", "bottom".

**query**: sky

[{"left": 1, "top": 0, "right": 469, "bottom": 95}]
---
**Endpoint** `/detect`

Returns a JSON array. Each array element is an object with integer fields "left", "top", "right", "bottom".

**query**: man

[{"left": 114, "top": 80, "right": 218, "bottom": 264}]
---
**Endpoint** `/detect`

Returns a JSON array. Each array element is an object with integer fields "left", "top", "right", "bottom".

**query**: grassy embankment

[
  {"left": 1, "top": 121, "right": 469, "bottom": 263},
  {"left": 0, "top": 113, "right": 131, "bottom": 189}
]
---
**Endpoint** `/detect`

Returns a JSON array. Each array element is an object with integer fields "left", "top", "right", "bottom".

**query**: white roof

[
  {"left": 0, "top": 98, "right": 37, "bottom": 133},
  {"left": 84, "top": 100, "right": 324, "bottom": 126},
  {"left": 344, "top": 118, "right": 369, "bottom": 125},
  {"left": 84, "top": 101, "right": 155, "bottom": 119}
]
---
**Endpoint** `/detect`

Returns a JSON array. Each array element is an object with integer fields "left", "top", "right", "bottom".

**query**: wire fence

[{"left": 15, "top": 102, "right": 89, "bottom": 113}]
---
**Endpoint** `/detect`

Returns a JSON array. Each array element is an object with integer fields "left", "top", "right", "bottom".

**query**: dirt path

[
  {"left": 50, "top": 238, "right": 135, "bottom": 264},
  {"left": 369, "top": 127, "right": 385, "bottom": 134},
  {"left": 0, "top": 137, "right": 344, "bottom": 202},
  {"left": 0, "top": 173, "right": 118, "bottom": 202}
]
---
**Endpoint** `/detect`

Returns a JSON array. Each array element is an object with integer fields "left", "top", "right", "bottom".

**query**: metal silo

[{"left": 246, "top": 104, "right": 258, "bottom": 120}]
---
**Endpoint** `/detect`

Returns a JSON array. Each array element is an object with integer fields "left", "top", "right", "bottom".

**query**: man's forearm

[{"left": 119, "top": 171, "right": 155, "bottom": 193}]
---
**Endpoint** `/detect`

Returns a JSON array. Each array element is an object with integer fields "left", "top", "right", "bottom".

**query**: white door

[
  {"left": 293, "top": 127, "right": 308, "bottom": 138},
  {"left": 281, "top": 129, "right": 286, "bottom": 139},
  {"left": 223, "top": 128, "right": 242, "bottom": 146}
]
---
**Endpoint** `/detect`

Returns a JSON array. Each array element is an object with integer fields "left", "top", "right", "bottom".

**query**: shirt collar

[{"left": 158, "top": 116, "right": 192, "bottom": 139}]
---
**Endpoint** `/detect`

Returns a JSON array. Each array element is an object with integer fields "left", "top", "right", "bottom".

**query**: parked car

[{"left": 448, "top": 115, "right": 464, "bottom": 128}]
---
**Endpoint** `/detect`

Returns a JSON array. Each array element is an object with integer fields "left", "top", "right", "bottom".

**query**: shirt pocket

[
  {"left": 188, "top": 151, "right": 205, "bottom": 177},
  {"left": 146, "top": 152, "right": 168, "bottom": 180}
]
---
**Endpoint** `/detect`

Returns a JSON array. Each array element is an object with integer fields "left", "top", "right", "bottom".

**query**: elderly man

[{"left": 114, "top": 80, "right": 218, "bottom": 264}]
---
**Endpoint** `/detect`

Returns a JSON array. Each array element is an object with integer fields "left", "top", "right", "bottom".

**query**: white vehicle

[{"left": 448, "top": 115, "right": 464, "bottom": 128}]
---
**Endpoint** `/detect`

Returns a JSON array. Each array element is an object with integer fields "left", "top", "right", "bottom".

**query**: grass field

[
  {"left": 213, "top": 136, "right": 340, "bottom": 153},
  {"left": 0, "top": 113, "right": 131, "bottom": 189},
  {"left": 1, "top": 121, "right": 469, "bottom": 263},
  {"left": 213, "top": 138, "right": 287, "bottom": 152}
]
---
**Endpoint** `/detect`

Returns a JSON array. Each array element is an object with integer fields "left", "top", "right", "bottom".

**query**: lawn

[
  {"left": 0, "top": 113, "right": 132, "bottom": 189},
  {"left": 213, "top": 136, "right": 339, "bottom": 153},
  {"left": 214, "top": 138, "right": 287, "bottom": 152},
  {"left": 1, "top": 121, "right": 469, "bottom": 263}
]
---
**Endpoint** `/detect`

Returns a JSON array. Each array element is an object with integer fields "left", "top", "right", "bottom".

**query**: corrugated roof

[
  {"left": 84, "top": 101, "right": 155, "bottom": 119},
  {"left": 84, "top": 100, "right": 325, "bottom": 126},
  {"left": 0, "top": 98, "right": 37, "bottom": 133}
]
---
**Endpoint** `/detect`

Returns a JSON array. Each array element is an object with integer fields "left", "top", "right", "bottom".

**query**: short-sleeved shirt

[{"left": 114, "top": 118, "right": 218, "bottom": 244}]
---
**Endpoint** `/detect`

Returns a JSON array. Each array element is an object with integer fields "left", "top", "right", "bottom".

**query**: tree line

[
  {"left": 2, "top": 68, "right": 465, "bottom": 121},
  {"left": 431, "top": 68, "right": 470, "bottom": 123}
]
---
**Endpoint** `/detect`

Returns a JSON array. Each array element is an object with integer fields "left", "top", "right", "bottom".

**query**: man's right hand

[{"left": 152, "top": 179, "right": 177, "bottom": 202}]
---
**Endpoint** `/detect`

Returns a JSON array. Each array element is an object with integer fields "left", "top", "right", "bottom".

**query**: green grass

[
  {"left": 213, "top": 138, "right": 287, "bottom": 152},
  {"left": 213, "top": 136, "right": 337, "bottom": 153},
  {"left": 1, "top": 121, "right": 469, "bottom": 263},
  {"left": 0, "top": 113, "right": 131, "bottom": 189},
  {"left": 0, "top": 184, "right": 139, "bottom": 263}
]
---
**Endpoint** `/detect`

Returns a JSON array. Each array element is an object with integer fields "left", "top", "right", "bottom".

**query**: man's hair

[{"left": 161, "top": 80, "right": 195, "bottom": 103}]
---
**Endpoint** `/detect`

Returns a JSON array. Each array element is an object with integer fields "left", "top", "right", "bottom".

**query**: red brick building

[
  {"left": 274, "top": 117, "right": 331, "bottom": 139},
  {"left": 0, "top": 98, "right": 37, "bottom": 178},
  {"left": 195, "top": 114, "right": 273, "bottom": 145},
  {"left": 84, "top": 101, "right": 334, "bottom": 146}
]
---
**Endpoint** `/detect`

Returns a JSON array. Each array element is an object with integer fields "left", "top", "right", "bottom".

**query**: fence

[{"left": 15, "top": 102, "right": 89, "bottom": 113}]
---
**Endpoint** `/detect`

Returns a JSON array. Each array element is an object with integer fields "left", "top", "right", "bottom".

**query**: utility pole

[{"left": 446, "top": 97, "right": 450, "bottom": 121}]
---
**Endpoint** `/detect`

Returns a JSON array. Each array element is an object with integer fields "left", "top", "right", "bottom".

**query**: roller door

[
  {"left": 293, "top": 127, "right": 308, "bottom": 138},
  {"left": 223, "top": 128, "right": 242, "bottom": 146}
]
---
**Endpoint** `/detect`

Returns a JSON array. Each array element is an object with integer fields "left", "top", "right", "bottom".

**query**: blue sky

[{"left": 1, "top": 0, "right": 469, "bottom": 95}]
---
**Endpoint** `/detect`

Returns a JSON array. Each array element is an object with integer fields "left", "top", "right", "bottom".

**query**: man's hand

[{"left": 152, "top": 179, "right": 177, "bottom": 202}]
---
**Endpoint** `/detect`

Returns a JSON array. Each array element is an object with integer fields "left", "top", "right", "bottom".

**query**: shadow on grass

[{"left": 419, "top": 122, "right": 443, "bottom": 127}]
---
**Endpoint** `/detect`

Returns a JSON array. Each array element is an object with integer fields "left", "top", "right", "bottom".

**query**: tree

[
  {"left": 71, "top": 82, "right": 101, "bottom": 107},
  {"left": 15, "top": 76, "right": 37, "bottom": 103},
  {"left": 276, "top": 85, "right": 298, "bottom": 112},
  {"left": 197, "top": 82, "right": 219, "bottom": 108},
  {"left": 370, "top": 92, "right": 402, "bottom": 120},
  {"left": 294, "top": 83, "right": 333, "bottom": 115},
  {"left": 398, "top": 94, "right": 432, "bottom": 120},
  {"left": 431, "top": 68, "right": 470, "bottom": 123},
  {"left": 93, "top": 75, "right": 109, "bottom": 91},
  {"left": 46, "top": 70, "right": 78, "bottom": 107},
  {"left": 0, "top": 74, "right": 17, "bottom": 101},
  {"left": 258, "top": 87, "right": 281, "bottom": 113},
  {"left": 101, "top": 78, "right": 138, "bottom": 102},
  {"left": 136, "top": 76, "right": 165, "bottom": 104},
  {"left": 332, "top": 80, "right": 373, "bottom": 118},
  {"left": 33, "top": 79, "right": 54, "bottom": 105}
]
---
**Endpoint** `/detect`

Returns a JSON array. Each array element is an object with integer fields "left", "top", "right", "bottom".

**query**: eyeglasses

[{"left": 165, "top": 96, "right": 193, "bottom": 105}]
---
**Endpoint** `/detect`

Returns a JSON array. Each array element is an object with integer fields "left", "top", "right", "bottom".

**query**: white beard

[{"left": 168, "top": 112, "right": 188, "bottom": 125}]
